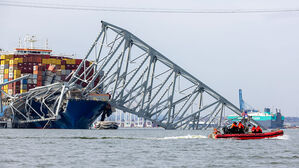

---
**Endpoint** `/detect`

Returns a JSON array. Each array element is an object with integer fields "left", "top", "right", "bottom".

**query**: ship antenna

[
  {"left": 18, "top": 37, "right": 22, "bottom": 48},
  {"left": 45, "top": 38, "right": 48, "bottom": 49},
  {"left": 24, "top": 35, "right": 28, "bottom": 48}
]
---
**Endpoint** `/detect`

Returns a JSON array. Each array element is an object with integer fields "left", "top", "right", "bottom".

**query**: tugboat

[{"left": 94, "top": 121, "right": 118, "bottom": 130}]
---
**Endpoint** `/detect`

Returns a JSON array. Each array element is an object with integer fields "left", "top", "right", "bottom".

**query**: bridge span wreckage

[{"left": 0, "top": 21, "right": 259, "bottom": 129}]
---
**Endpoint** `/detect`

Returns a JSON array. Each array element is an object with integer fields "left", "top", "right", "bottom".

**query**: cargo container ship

[
  {"left": 0, "top": 36, "right": 113, "bottom": 128},
  {"left": 227, "top": 89, "right": 284, "bottom": 129}
]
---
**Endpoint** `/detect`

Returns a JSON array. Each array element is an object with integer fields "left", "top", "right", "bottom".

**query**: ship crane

[
  {"left": 3, "top": 21, "right": 263, "bottom": 129},
  {"left": 239, "top": 89, "right": 259, "bottom": 113}
]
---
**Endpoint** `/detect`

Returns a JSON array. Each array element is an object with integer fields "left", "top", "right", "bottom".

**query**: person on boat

[
  {"left": 230, "top": 122, "right": 238, "bottom": 134},
  {"left": 255, "top": 125, "right": 262, "bottom": 133},
  {"left": 238, "top": 121, "right": 245, "bottom": 134},
  {"left": 213, "top": 128, "right": 220, "bottom": 134},
  {"left": 251, "top": 125, "right": 256, "bottom": 133},
  {"left": 222, "top": 125, "right": 230, "bottom": 134}
]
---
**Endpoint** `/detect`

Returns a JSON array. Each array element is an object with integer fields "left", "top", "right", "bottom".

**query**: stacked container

[{"left": 0, "top": 49, "right": 92, "bottom": 95}]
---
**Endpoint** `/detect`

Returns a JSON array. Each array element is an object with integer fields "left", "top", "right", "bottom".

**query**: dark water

[{"left": 0, "top": 128, "right": 298, "bottom": 168}]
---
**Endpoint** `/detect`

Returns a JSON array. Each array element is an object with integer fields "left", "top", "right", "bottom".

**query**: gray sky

[{"left": 1, "top": 0, "right": 299, "bottom": 116}]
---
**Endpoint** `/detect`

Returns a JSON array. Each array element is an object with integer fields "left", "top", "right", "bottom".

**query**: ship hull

[
  {"left": 12, "top": 99, "right": 112, "bottom": 129},
  {"left": 254, "top": 120, "right": 284, "bottom": 129}
]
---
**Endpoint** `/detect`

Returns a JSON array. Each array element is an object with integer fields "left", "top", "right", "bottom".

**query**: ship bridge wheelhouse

[{"left": 15, "top": 48, "right": 52, "bottom": 55}]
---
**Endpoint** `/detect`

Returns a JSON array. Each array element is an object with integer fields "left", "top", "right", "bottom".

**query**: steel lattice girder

[
  {"left": 6, "top": 83, "right": 66, "bottom": 124},
  {"left": 66, "top": 21, "right": 261, "bottom": 130}
]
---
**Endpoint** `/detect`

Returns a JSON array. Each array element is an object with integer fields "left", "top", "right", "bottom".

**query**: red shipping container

[
  {"left": 81, "top": 82, "right": 87, "bottom": 87},
  {"left": 23, "top": 57, "right": 28, "bottom": 63},
  {"left": 27, "top": 84, "right": 34, "bottom": 90},
  {"left": 37, "top": 75, "right": 43, "bottom": 81},
  {"left": 78, "top": 68, "right": 84, "bottom": 74},
  {"left": 44, "top": 55, "right": 50, "bottom": 59},
  {"left": 37, "top": 81, "right": 42, "bottom": 86},
  {"left": 23, "top": 67, "right": 27, "bottom": 73},
  {"left": 36, "top": 56, "right": 42, "bottom": 63},
  {"left": 94, "top": 80, "right": 99, "bottom": 86},
  {"left": 41, "top": 66, "right": 46, "bottom": 71},
  {"left": 28, "top": 67, "right": 33, "bottom": 73},
  {"left": 20, "top": 67, "right": 24, "bottom": 73},
  {"left": 28, "top": 57, "right": 33, "bottom": 62},
  {"left": 36, "top": 65, "right": 44, "bottom": 71},
  {"left": 75, "top": 59, "right": 82, "bottom": 65}
]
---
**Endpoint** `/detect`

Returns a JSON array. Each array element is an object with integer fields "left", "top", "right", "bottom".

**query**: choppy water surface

[{"left": 1, "top": 128, "right": 298, "bottom": 168}]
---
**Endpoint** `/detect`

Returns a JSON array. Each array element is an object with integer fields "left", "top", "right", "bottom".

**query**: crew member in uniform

[
  {"left": 251, "top": 125, "right": 256, "bottom": 133},
  {"left": 255, "top": 125, "right": 262, "bottom": 133},
  {"left": 238, "top": 121, "right": 245, "bottom": 134},
  {"left": 230, "top": 122, "right": 238, "bottom": 134}
]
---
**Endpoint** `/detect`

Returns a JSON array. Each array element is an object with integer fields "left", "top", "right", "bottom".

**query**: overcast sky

[{"left": 0, "top": 0, "right": 298, "bottom": 116}]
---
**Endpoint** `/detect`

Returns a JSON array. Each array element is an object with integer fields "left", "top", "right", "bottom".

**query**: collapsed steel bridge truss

[
  {"left": 68, "top": 21, "right": 249, "bottom": 129},
  {"left": 4, "top": 21, "right": 255, "bottom": 129}
]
